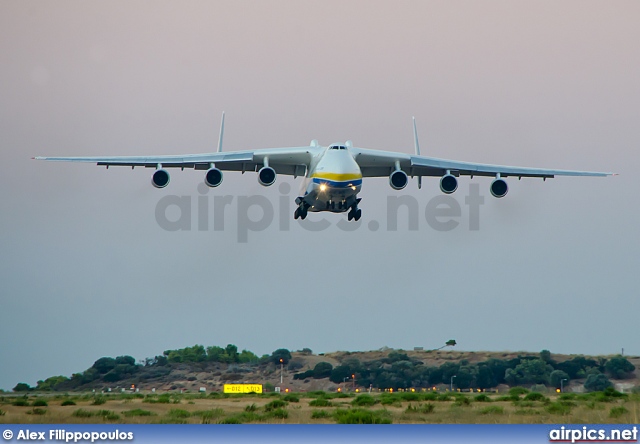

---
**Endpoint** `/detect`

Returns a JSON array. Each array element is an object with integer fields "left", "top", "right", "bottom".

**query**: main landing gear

[
  {"left": 347, "top": 199, "right": 362, "bottom": 222},
  {"left": 294, "top": 198, "right": 308, "bottom": 220}
]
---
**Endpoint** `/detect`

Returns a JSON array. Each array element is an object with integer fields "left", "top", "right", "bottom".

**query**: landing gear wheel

[
  {"left": 294, "top": 207, "right": 300, "bottom": 220},
  {"left": 348, "top": 211, "right": 353, "bottom": 221},
  {"left": 354, "top": 209, "right": 362, "bottom": 221},
  {"left": 300, "top": 209, "right": 307, "bottom": 220}
]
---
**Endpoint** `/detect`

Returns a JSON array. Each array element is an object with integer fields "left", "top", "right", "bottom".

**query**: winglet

[
  {"left": 217, "top": 112, "right": 225, "bottom": 153},
  {"left": 412, "top": 116, "right": 421, "bottom": 156}
]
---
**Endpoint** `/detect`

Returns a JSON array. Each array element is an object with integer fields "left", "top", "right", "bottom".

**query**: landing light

[
  {"left": 351, "top": 186, "right": 356, "bottom": 190},
  {"left": 320, "top": 184, "right": 327, "bottom": 191}
]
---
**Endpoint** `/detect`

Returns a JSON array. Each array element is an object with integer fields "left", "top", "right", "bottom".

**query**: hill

[{"left": 10, "top": 346, "right": 639, "bottom": 395}]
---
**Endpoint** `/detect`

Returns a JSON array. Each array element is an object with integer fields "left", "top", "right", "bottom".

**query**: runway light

[{"left": 320, "top": 184, "right": 327, "bottom": 191}]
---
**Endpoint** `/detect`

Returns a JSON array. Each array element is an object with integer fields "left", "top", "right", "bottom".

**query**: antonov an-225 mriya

[{"left": 35, "top": 114, "right": 614, "bottom": 221}]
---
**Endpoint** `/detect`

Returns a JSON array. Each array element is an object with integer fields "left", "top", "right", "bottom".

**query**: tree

[
  {"left": 475, "top": 364, "right": 498, "bottom": 389},
  {"left": 270, "top": 349, "right": 292, "bottom": 365},
  {"left": 92, "top": 357, "right": 116, "bottom": 374},
  {"left": 504, "top": 359, "right": 552, "bottom": 386},
  {"left": 330, "top": 365, "right": 355, "bottom": 384},
  {"left": 540, "top": 350, "right": 553, "bottom": 364},
  {"left": 584, "top": 373, "right": 613, "bottom": 392},
  {"left": 13, "top": 382, "right": 31, "bottom": 392},
  {"left": 238, "top": 349, "right": 259, "bottom": 363},
  {"left": 550, "top": 370, "right": 570, "bottom": 388},
  {"left": 206, "top": 346, "right": 225, "bottom": 362},
  {"left": 36, "top": 376, "right": 69, "bottom": 391},
  {"left": 115, "top": 356, "right": 136, "bottom": 367},
  {"left": 604, "top": 355, "right": 635, "bottom": 379},
  {"left": 313, "top": 362, "right": 333, "bottom": 379}
]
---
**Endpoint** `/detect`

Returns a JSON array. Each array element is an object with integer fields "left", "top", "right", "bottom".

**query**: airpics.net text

[{"left": 154, "top": 182, "right": 485, "bottom": 243}]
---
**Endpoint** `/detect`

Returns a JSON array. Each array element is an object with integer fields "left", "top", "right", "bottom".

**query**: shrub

[
  {"left": 168, "top": 409, "right": 191, "bottom": 418},
  {"left": 91, "top": 396, "right": 107, "bottom": 406},
  {"left": 61, "top": 400, "right": 76, "bottom": 406},
  {"left": 479, "top": 406, "right": 504, "bottom": 415},
  {"left": 515, "top": 408, "right": 541, "bottom": 415},
  {"left": 351, "top": 395, "right": 377, "bottom": 407},
  {"left": 269, "top": 408, "right": 288, "bottom": 419},
  {"left": 218, "top": 417, "right": 243, "bottom": 424},
  {"left": 405, "top": 403, "right": 435, "bottom": 414},
  {"left": 244, "top": 404, "right": 258, "bottom": 412},
  {"left": 379, "top": 396, "right": 401, "bottom": 407},
  {"left": 523, "top": 392, "right": 546, "bottom": 402},
  {"left": 27, "top": 408, "right": 47, "bottom": 415},
  {"left": 264, "top": 399, "right": 288, "bottom": 411},
  {"left": 453, "top": 396, "right": 471, "bottom": 406},
  {"left": 283, "top": 394, "right": 299, "bottom": 403},
  {"left": 398, "top": 392, "right": 421, "bottom": 401},
  {"left": 509, "top": 387, "right": 529, "bottom": 396},
  {"left": 309, "top": 398, "right": 333, "bottom": 407},
  {"left": 72, "top": 409, "right": 94, "bottom": 418},
  {"left": 474, "top": 394, "right": 491, "bottom": 402},
  {"left": 422, "top": 393, "right": 439, "bottom": 401},
  {"left": 32, "top": 399, "right": 48, "bottom": 407},
  {"left": 311, "top": 410, "right": 332, "bottom": 419},
  {"left": 609, "top": 406, "right": 628, "bottom": 418},
  {"left": 194, "top": 409, "right": 224, "bottom": 423},
  {"left": 122, "top": 409, "right": 155, "bottom": 417},
  {"left": 12, "top": 399, "right": 30, "bottom": 407},
  {"left": 0, "top": 409, "right": 4, "bottom": 416},
  {"left": 545, "top": 402, "right": 572, "bottom": 415},
  {"left": 333, "top": 408, "right": 392, "bottom": 424}
]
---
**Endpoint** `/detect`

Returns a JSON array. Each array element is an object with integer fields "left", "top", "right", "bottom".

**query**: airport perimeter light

[
  {"left": 561, "top": 378, "right": 568, "bottom": 393},
  {"left": 450, "top": 375, "right": 457, "bottom": 392}
]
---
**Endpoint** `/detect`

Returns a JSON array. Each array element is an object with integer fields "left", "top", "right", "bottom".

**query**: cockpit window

[{"left": 329, "top": 145, "right": 347, "bottom": 150}]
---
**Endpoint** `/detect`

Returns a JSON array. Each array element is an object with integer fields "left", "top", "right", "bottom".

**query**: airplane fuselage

[{"left": 299, "top": 144, "right": 363, "bottom": 214}]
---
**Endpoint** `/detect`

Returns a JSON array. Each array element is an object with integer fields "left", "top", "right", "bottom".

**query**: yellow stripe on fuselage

[{"left": 311, "top": 171, "right": 362, "bottom": 181}]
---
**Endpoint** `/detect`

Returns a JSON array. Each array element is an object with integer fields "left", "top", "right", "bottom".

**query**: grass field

[{"left": 1, "top": 391, "right": 638, "bottom": 424}]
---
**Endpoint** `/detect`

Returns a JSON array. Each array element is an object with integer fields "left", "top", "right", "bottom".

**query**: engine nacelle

[
  {"left": 205, "top": 167, "right": 223, "bottom": 187},
  {"left": 440, "top": 174, "right": 458, "bottom": 194},
  {"left": 258, "top": 166, "right": 277, "bottom": 186},
  {"left": 490, "top": 178, "right": 508, "bottom": 198},
  {"left": 152, "top": 169, "right": 170, "bottom": 188},
  {"left": 389, "top": 170, "right": 408, "bottom": 190}
]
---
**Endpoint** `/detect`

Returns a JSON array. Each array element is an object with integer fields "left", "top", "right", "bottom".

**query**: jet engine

[
  {"left": 490, "top": 178, "right": 508, "bottom": 198},
  {"left": 205, "top": 167, "right": 223, "bottom": 187},
  {"left": 440, "top": 174, "right": 458, "bottom": 194},
  {"left": 152, "top": 169, "right": 170, "bottom": 188},
  {"left": 258, "top": 166, "right": 277, "bottom": 186},
  {"left": 389, "top": 170, "right": 408, "bottom": 190}
]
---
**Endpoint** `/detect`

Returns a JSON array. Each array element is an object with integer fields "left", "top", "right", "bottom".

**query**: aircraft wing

[
  {"left": 34, "top": 146, "right": 317, "bottom": 177},
  {"left": 351, "top": 147, "right": 614, "bottom": 178}
]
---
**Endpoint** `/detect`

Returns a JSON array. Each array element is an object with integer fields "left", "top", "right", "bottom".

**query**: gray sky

[{"left": 1, "top": 1, "right": 638, "bottom": 390}]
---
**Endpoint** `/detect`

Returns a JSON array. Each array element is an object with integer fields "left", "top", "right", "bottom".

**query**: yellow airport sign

[{"left": 223, "top": 384, "right": 263, "bottom": 394}]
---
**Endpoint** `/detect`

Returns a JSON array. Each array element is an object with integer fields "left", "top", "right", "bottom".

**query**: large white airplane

[{"left": 35, "top": 114, "right": 614, "bottom": 221}]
